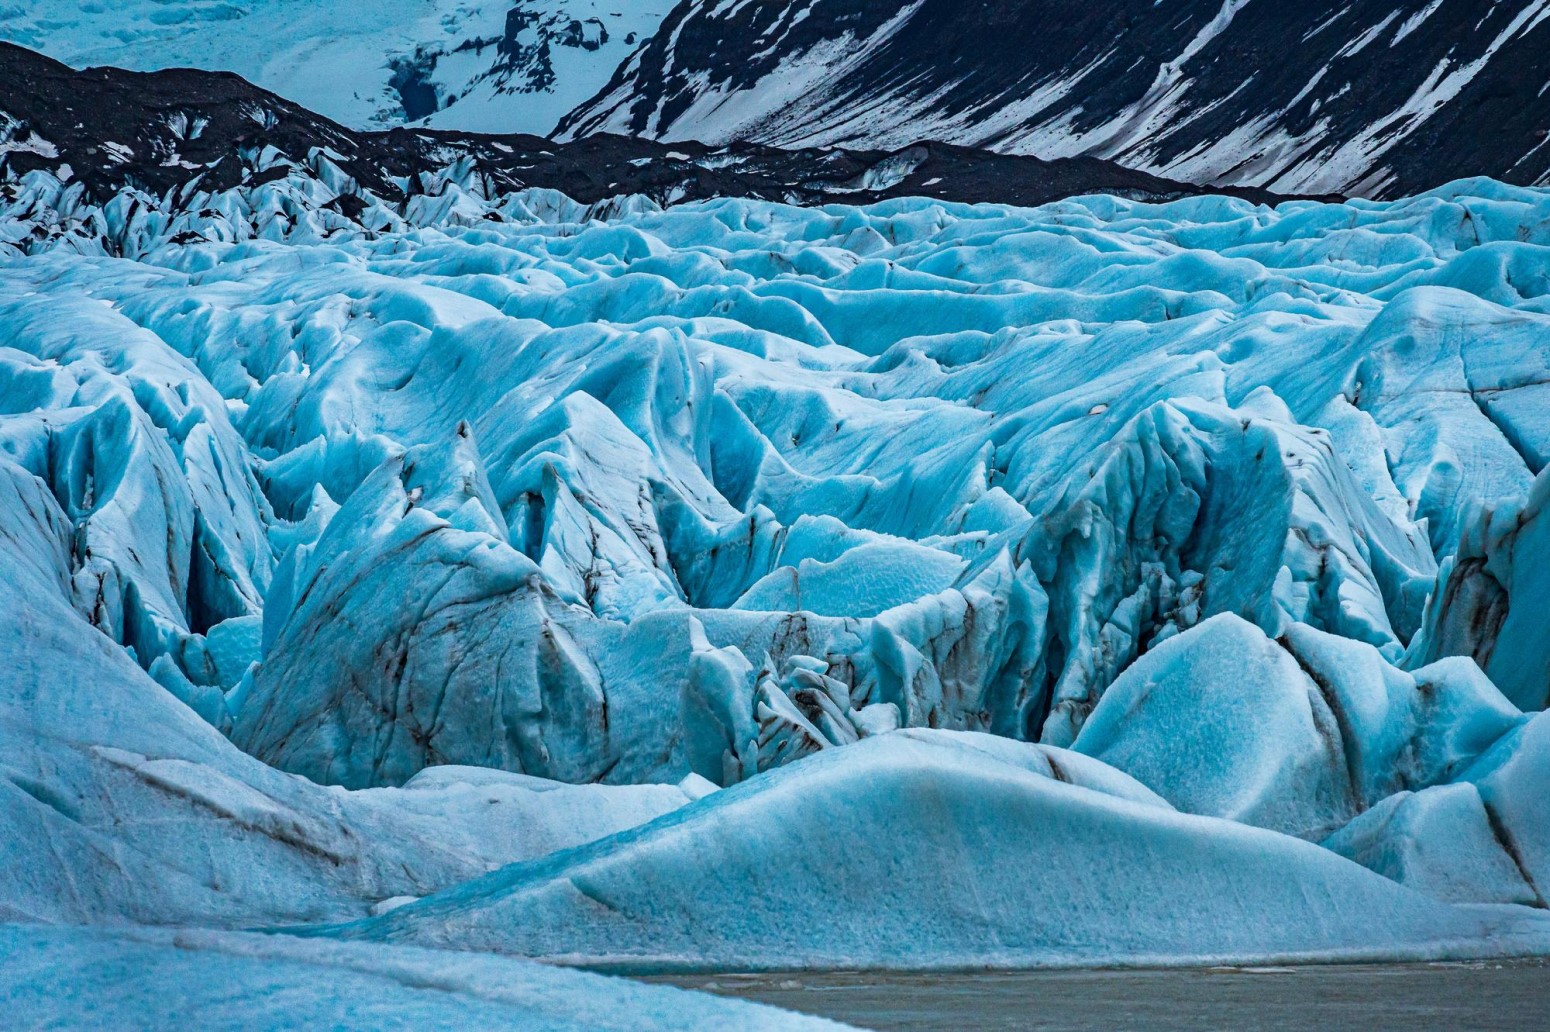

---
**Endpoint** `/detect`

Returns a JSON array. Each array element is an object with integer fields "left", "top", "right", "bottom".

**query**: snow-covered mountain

[
  {"left": 16, "top": 1, "right": 1550, "bottom": 198},
  {"left": 0, "top": 0, "right": 676, "bottom": 134},
  {"left": 561, "top": 0, "right": 1550, "bottom": 198},
  {"left": 16, "top": 1, "right": 1550, "bottom": 199}
]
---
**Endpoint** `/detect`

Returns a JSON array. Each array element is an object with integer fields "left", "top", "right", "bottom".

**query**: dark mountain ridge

[{"left": 0, "top": 42, "right": 1293, "bottom": 220}]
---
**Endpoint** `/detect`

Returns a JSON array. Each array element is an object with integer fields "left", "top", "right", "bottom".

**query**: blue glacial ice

[
  {"left": 326, "top": 729, "right": 1550, "bottom": 969},
  {"left": 1070, "top": 614, "right": 1526, "bottom": 838},
  {"left": 1, "top": 164, "right": 1548, "bottom": 972},
  {"left": 0, "top": 923, "right": 845, "bottom": 1030}
]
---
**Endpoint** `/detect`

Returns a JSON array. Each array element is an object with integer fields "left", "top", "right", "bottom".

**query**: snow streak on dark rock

[{"left": 560, "top": 0, "right": 1550, "bottom": 199}]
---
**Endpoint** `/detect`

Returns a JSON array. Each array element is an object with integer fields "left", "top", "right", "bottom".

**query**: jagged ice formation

[{"left": 2, "top": 165, "right": 1550, "bottom": 972}]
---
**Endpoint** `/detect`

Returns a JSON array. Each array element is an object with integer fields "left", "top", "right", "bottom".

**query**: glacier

[{"left": 2, "top": 160, "right": 1549, "bottom": 995}]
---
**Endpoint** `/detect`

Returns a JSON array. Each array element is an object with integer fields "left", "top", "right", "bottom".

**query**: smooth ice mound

[
  {"left": 1, "top": 171, "right": 1549, "bottom": 970},
  {"left": 323, "top": 730, "right": 1550, "bottom": 970}
]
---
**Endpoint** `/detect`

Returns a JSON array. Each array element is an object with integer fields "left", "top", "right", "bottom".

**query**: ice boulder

[
  {"left": 1457, "top": 709, "right": 1550, "bottom": 900},
  {"left": 1276, "top": 630, "right": 1525, "bottom": 801},
  {"left": 1323, "top": 708, "right": 1550, "bottom": 909},
  {"left": 1070, "top": 614, "right": 1355, "bottom": 837},
  {"left": 1072, "top": 616, "right": 1526, "bottom": 838}
]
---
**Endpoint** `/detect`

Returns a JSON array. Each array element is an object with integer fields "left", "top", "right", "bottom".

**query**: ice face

[
  {"left": 0, "top": 454, "right": 701, "bottom": 927},
  {"left": 2, "top": 171, "right": 1549, "bottom": 968},
  {"left": 1409, "top": 466, "right": 1550, "bottom": 711}
]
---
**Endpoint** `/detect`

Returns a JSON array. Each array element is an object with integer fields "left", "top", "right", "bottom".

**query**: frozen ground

[{"left": 0, "top": 165, "right": 1548, "bottom": 1015}]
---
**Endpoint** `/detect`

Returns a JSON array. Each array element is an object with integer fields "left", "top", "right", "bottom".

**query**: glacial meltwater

[{"left": 656, "top": 960, "right": 1550, "bottom": 1031}]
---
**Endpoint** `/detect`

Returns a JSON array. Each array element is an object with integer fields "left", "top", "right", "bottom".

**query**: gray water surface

[{"left": 654, "top": 960, "right": 1550, "bottom": 1031}]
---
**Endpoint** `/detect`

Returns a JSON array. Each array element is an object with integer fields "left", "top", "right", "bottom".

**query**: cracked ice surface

[{"left": 2, "top": 172, "right": 1550, "bottom": 968}]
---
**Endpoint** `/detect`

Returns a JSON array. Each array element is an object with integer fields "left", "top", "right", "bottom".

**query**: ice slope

[
  {"left": 1, "top": 164, "right": 1549, "bottom": 967},
  {"left": 324, "top": 730, "right": 1550, "bottom": 969},
  {"left": 0, "top": 924, "right": 844, "bottom": 1030},
  {"left": 0, "top": 1, "right": 675, "bottom": 134}
]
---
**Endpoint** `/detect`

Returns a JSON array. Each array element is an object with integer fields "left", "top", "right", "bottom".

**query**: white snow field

[{"left": 1, "top": 163, "right": 1549, "bottom": 988}]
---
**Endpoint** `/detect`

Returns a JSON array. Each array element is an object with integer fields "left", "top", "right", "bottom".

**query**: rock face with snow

[
  {"left": 19, "top": 0, "right": 1550, "bottom": 200},
  {"left": 561, "top": 0, "right": 1550, "bottom": 198},
  {"left": 19, "top": 2, "right": 1550, "bottom": 198},
  {"left": 2, "top": 72, "right": 1550, "bottom": 982}
]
